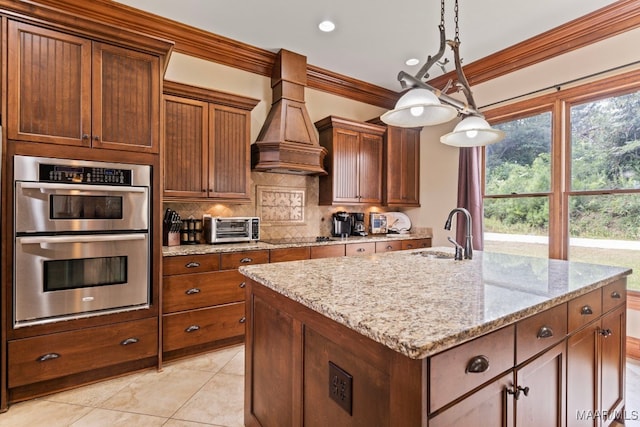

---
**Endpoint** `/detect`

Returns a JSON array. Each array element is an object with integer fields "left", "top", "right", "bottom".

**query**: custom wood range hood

[{"left": 251, "top": 49, "right": 328, "bottom": 175}]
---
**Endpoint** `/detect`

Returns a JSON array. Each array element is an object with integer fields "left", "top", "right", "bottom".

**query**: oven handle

[
  {"left": 19, "top": 234, "right": 146, "bottom": 245},
  {"left": 18, "top": 182, "right": 147, "bottom": 193}
]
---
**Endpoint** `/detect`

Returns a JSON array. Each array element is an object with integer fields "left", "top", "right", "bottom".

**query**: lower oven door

[{"left": 14, "top": 233, "right": 149, "bottom": 328}]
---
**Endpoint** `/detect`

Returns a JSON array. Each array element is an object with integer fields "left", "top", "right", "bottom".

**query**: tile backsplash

[{"left": 164, "top": 171, "right": 418, "bottom": 241}]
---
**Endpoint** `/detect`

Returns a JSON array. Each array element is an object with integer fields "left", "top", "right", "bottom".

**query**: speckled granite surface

[
  {"left": 162, "top": 233, "right": 432, "bottom": 256},
  {"left": 239, "top": 248, "right": 632, "bottom": 359}
]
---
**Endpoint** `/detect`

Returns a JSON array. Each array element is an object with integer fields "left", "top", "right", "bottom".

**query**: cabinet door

[
  {"left": 567, "top": 322, "right": 599, "bottom": 427},
  {"left": 163, "top": 95, "right": 209, "bottom": 198},
  {"left": 92, "top": 42, "right": 160, "bottom": 153},
  {"left": 515, "top": 342, "right": 565, "bottom": 427},
  {"left": 358, "top": 132, "right": 383, "bottom": 203},
  {"left": 430, "top": 372, "right": 514, "bottom": 427},
  {"left": 600, "top": 306, "right": 625, "bottom": 422},
  {"left": 332, "top": 128, "right": 360, "bottom": 203},
  {"left": 385, "top": 127, "right": 420, "bottom": 206},
  {"left": 7, "top": 21, "right": 91, "bottom": 146}
]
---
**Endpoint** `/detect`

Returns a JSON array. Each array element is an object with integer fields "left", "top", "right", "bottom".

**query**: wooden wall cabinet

[
  {"left": 315, "top": 116, "right": 385, "bottom": 205},
  {"left": 163, "top": 81, "right": 259, "bottom": 201},
  {"left": 383, "top": 126, "right": 421, "bottom": 206},
  {"left": 7, "top": 20, "right": 162, "bottom": 153}
]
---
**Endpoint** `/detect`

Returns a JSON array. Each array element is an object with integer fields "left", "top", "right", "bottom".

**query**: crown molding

[{"left": 6, "top": 0, "right": 640, "bottom": 109}]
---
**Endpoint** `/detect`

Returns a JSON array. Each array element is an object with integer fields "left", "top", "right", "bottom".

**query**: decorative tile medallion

[{"left": 257, "top": 186, "right": 306, "bottom": 225}]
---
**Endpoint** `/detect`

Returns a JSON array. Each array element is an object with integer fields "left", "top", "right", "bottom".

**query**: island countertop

[{"left": 239, "top": 248, "right": 631, "bottom": 359}]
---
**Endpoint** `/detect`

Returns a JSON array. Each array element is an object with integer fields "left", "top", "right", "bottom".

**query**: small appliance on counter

[
  {"left": 350, "top": 212, "right": 367, "bottom": 236},
  {"left": 369, "top": 213, "right": 388, "bottom": 234},
  {"left": 203, "top": 215, "right": 260, "bottom": 243},
  {"left": 331, "top": 211, "right": 351, "bottom": 237}
]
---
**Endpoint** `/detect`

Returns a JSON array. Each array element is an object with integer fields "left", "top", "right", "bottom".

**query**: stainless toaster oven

[{"left": 203, "top": 216, "right": 260, "bottom": 243}]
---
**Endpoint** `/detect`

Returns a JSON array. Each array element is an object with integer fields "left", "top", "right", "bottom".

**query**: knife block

[{"left": 163, "top": 226, "right": 181, "bottom": 247}]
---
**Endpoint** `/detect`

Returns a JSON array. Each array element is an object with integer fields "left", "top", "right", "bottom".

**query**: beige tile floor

[{"left": 0, "top": 346, "right": 638, "bottom": 426}]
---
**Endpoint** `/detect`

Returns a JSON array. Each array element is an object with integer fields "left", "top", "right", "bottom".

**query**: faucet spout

[{"left": 444, "top": 207, "right": 473, "bottom": 260}]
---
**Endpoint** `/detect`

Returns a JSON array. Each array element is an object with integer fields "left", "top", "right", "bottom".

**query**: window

[{"left": 483, "top": 70, "right": 640, "bottom": 291}]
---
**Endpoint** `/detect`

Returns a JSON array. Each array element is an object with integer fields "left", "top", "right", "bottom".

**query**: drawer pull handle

[
  {"left": 406, "top": 244, "right": 414, "bottom": 249},
  {"left": 37, "top": 353, "right": 60, "bottom": 362},
  {"left": 600, "top": 328, "right": 613, "bottom": 338},
  {"left": 537, "top": 326, "right": 554, "bottom": 339},
  {"left": 581, "top": 305, "right": 593, "bottom": 316},
  {"left": 239, "top": 282, "right": 246, "bottom": 288},
  {"left": 239, "top": 317, "right": 246, "bottom": 324},
  {"left": 465, "top": 355, "right": 489, "bottom": 373},
  {"left": 185, "top": 325, "right": 201, "bottom": 333},
  {"left": 120, "top": 338, "right": 139, "bottom": 346},
  {"left": 357, "top": 248, "right": 366, "bottom": 253},
  {"left": 185, "top": 288, "right": 201, "bottom": 295},
  {"left": 185, "top": 262, "right": 201, "bottom": 268},
  {"left": 386, "top": 245, "right": 393, "bottom": 250},
  {"left": 240, "top": 257, "right": 253, "bottom": 263},
  {"left": 611, "top": 291, "right": 622, "bottom": 299},
  {"left": 507, "top": 385, "right": 530, "bottom": 400}
]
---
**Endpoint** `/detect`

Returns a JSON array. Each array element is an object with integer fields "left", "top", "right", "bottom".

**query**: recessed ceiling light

[
  {"left": 318, "top": 20, "right": 336, "bottom": 32},
  {"left": 405, "top": 58, "right": 420, "bottom": 66}
]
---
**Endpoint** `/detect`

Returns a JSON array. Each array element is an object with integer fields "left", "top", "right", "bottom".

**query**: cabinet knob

[
  {"left": 93, "top": 135, "right": 100, "bottom": 141},
  {"left": 240, "top": 257, "right": 253, "bottom": 263},
  {"left": 37, "top": 353, "right": 61, "bottom": 362},
  {"left": 120, "top": 337, "right": 139, "bottom": 346},
  {"left": 611, "top": 291, "right": 621, "bottom": 299},
  {"left": 357, "top": 248, "right": 366, "bottom": 253},
  {"left": 600, "top": 328, "right": 613, "bottom": 338},
  {"left": 580, "top": 305, "right": 593, "bottom": 316},
  {"left": 239, "top": 317, "right": 246, "bottom": 324},
  {"left": 239, "top": 282, "right": 246, "bottom": 288},
  {"left": 185, "top": 325, "right": 201, "bottom": 333},
  {"left": 185, "top": 261, "right": 201, "bottom": 268},
  {"left": 185, "top": 288, "right": 201, "bottom": 295},
  {"left": 82, "top": 134, "right": 90, "bottom": 140},
  {"left": 536, "top": 326, "right": 554, "bottom": 339},
  {"left": 465, "top": 355, "right": 489, "bottom": 373},
  {"left": 507, "top": 385, "right": 530, "bottom": 400}
]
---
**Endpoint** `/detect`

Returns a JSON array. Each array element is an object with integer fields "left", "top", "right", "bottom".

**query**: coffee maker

[
  {"left": 350, "top": 212, "right": 367, "bottom": 236},
  {"left": 331, "top": 211, "right": 351, "bottom": 237}
]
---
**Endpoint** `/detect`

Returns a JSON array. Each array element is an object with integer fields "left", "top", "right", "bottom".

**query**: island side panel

[{"left": 245, "top": 278, "right": 426, "bottom": 427}]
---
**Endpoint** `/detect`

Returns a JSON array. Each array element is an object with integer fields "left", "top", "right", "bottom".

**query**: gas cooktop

[{"left": 262, "top": 236, "right": 335, "bottom": 245}]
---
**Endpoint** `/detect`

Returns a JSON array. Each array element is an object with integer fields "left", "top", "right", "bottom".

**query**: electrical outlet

[{"left": 329, "top": 361, "right": 352, "bottom": 415}]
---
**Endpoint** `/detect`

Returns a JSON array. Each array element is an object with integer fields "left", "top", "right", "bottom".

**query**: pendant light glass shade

[
  {"left": 440, "top": 115, "right": 505, "bottom": 147},
  {"left": 381, "top": 88, "right": 458, "bottom": 127}
]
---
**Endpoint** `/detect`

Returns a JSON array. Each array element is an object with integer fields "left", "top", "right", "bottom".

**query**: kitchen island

[{"left": 240, "top": 248, "right": 631, "bottom": 426}]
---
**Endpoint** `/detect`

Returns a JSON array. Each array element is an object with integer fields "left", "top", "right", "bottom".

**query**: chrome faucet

[{"left": 444, "top": 207, "right": 473, "bottom": 260}]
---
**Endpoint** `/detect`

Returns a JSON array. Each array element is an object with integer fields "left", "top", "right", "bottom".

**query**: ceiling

[{"left": 114, "top": 0, "right": 617, "bottom": 91}]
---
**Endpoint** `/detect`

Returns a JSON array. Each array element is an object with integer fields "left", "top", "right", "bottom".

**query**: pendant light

[{"left": 382, "top": 0, "right": 505, "bottom": 147}]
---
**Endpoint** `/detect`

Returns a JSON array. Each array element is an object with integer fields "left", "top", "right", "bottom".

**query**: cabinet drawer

[
  {"left": 346, "top": 242, "right": 376, "bottom": 256},
  {"left": 162, "top": 303, "right": 245, "bottom": 352},
  {"left": 401, "top": 238, "right": 432, "bottom": 250},
  {"left": 8, "top": 317, "right": 157, "bottom": 388},
  {"left": 429, "top": 325, "right": 515, "bottom": 413},
  {"left": 220, "top": 250, "right": 269, "bottom": 270},
  {"left": 163, "top": 270, "right": 246, "bottom": 313},
  {"left": 375, "top": 240, "right": 402, "bottom": 253},
  {"left": 310, "top": 244, "right": 345, "bottom": 259},
  {"left": 602, "top": 280, "right": 626, "bottom": 313},
  {"left": 164, "top": 253, "right": 220, "bottom": 275},
  {"left": 516, "top": 303, "right": 567, "bottom": 364},
  {"left": 568, "top": 288, "right": 602, "bottom": 332},
  {"left": 270, "top": 247, "right": 310, "bottom": 263}
]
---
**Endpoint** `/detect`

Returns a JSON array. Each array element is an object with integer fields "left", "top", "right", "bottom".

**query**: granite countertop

[
  {"left": 239, "top": 248, "right": 632, "bottom": 359},
  {"left": 162, "top": 233, "right": 432, "bottom": 256}
]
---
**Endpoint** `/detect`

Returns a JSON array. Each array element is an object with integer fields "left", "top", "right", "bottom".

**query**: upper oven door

[{"left": 15, "top": 182, "right": 149, "bottom": 233}]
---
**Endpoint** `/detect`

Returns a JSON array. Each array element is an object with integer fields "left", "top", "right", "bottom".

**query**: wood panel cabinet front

[
  {"left": 163, "top": 82, "right": 259, "bottom": 201},
  {"left": 163, "top": 270, "right": 246, "bottom": 313},
  {"left": 7, "top": 21, "right": 160, "bottom": 152},
  {"left": 383, "top": 126, "right": 421, "bottom": 206},
  {"left": 401, "top": 238, "right": 432, "bottom": 250},
  {"left": 270, "top": 247, "right": 310, "bottom": 263},
  {"left": 8, "top": 318, "right": 157, "bottom": 388},
  {"left": 310, "top": 244, "right": 345, "bottom": 259},
  {"left": 316, "top": 116, "right": 385, "bottom": 205}
]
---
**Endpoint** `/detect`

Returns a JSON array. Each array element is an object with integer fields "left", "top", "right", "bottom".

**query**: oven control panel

[{"left": 39, "top": 164, "right": 133, "bottom": 185}]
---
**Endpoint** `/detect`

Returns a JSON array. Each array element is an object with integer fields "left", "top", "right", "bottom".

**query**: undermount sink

[{"left": 412, "top": 250, "right": 455, "bottom": 259}]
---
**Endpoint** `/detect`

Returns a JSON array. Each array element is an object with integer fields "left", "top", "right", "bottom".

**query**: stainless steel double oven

[{"left": 13, "top": 155, "right": 151, "bottom": 328}]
